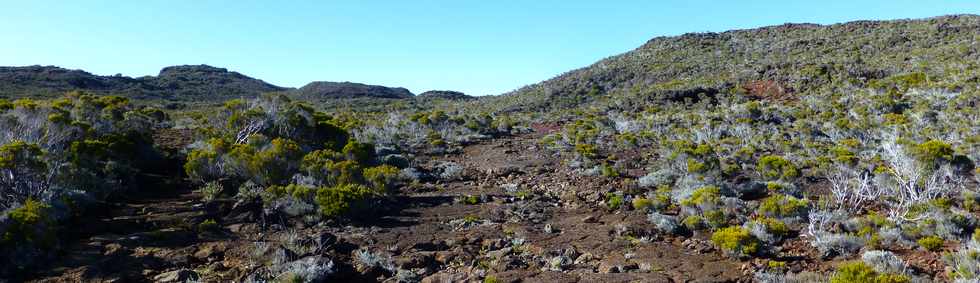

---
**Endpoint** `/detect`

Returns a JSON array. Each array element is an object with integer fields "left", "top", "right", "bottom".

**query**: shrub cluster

[
  {"left": 0, "top": 92, "right": 167, "bottom": 277},
  {"left": 184, "top": 94, "right": 403, "bottom": 222}
]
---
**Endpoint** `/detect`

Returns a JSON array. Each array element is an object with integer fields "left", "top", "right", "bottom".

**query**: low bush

[
  {"left": 916, "top": 235, "right": 944, "bottom": 251},
  {"left": 758, "top": 194, "right": 809, "bottom": 218},
  {"left": 315, "top": 184, "right": 377, "bottom": 218},
  {"left": 829, "top": 261, "right": 909, "bottom": 283},
  {"left": 2, "top": 199, "right": 55, "bottom": 247},
  {"left": 711, "top": 226, "right": 760, "bottom": 257},
  {"left": 757, "top": 155, "right": 799, "bottom": 181},
  {"left": 606, "top": 193, "right": 624, "bottom": 210}
]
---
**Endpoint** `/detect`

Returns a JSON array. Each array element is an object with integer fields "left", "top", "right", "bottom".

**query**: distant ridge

[
  {"left": 0, "top": 64, "right": 286, "bottom": 100},
  {"left": 293, "top": 81, "right": 415, "bottom": 99},
  {"left": 0, "top": 64, "right": 447, "bottom": 102},
  {"left": 417, "top": 90, "right": 474, "bottom": 101}
]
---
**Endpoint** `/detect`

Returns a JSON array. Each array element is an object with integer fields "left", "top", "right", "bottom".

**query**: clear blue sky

[{"left": 1, "top": 1, "right": 978, "bottom": 96}]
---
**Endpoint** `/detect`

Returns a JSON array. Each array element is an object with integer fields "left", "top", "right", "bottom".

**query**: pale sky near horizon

[{"left": 1, "top": 1, "right": 979, "bottom": 96}]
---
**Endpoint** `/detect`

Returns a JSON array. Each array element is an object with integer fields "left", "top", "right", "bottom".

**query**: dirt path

[
  {"left": 27, "top": 170, "right": 238, "bottom": 282},
  {"left": 354, "top": 134, "right": 749, "bottom": 282},
  {"left": 27, "top": 133, "right": 750, "bottom": 282}
]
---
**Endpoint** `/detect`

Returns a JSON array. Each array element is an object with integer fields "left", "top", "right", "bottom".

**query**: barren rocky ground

[{"left": 26, "top": 131, "right": 752, "bottom": 282}]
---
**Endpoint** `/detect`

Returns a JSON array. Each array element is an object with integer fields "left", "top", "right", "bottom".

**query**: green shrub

[
  {"left": 575, "top": 143, "right": 598, "bottom": 159},
  {"left": 198, "top": 181, "right": 224, "bottom": 202},
  {"left": 758, "top": 155, "right": 799, "bottom": 180},
  {"left": 756, "top": 217, "right": 789, "bottom": 236},
  {"left": 680, "top": 186, "right": 721, "bottom": 207},
  {"left": 830, "top": 146, "right": 858, "bottom": 164},
  {"left": 0, "top": 99, "right": 12, "bottom": 111},
  {"left": 0, "top": 141, "right": 46, "bottom": 171},
  {"left": 198, "top": 219, "right": 219, "bottom": 232},
  {"left": 363, "top": 165, "right": 400, "bottom": 193},
  {"left": 682, "top": 215, "right": 706, "bottom": 230},
  {"left": 912, "top": 140, "right": 953, "bottom": 166},
  {"left": 829, "top": 261, "right": 909, "bottom": 283},
  {"left": 600, "top": 163, "right": 619, "bottom": 177},
  {"left": 703, "top": 210, "right": 728, "bottom": 228},
  {"left": 917, "top": 235, "right": 944, "bottom": 251},
  {"left": 632, "top": 197, "right": 654, "bottom": 211},
  {"left": 343, "top": 140, "right": 376, "bottom": 166},
  {"left": 758, "top": 194, "right": 809, "bottom": 218},
  {"left": 315, "top": 183, "right": 376, "bottom": 217},
  {"left": 2, "top": 199, "right": 55, "bottom": 247},
  {"left": 606, "top": 193, "right": 624, "bottom": 210},
  {"left": 710, "top": 226, "right": 759, "bottom": 256}
]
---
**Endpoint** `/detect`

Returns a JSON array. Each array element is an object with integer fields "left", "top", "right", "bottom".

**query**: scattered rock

[
  {"left": 574, "top": 252, "right": 594, "bottom": 265},
  {"left": 153, "top": 269, "right": 199, "bottom": 283},
  {"left": 487, "top": 247, "right": 512, "bottom": 259},
  {"left": 103, "top": 243, "right": 126, "bottom": 256}
]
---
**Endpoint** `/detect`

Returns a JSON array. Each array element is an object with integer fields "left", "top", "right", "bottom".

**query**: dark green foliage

[
  {"left": 0, "top": 65, "right": 286, "bottom": 101},
  {"left": 343, "top": 140, "right": 376, "bottom": 166},
  {"left": 2, "top": 199, "right": 55, "bottom": 247},
  {"left": 315, "top": 184, "right": 376, "bottom": 217}
]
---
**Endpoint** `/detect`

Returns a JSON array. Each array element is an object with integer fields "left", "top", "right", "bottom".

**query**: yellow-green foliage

[
  {"left": 756, "top": 217, "right": 789, "bottom": 236},
  {"left": 703, "top": 210, "right": 728, "bottom": 228},
  {"left": 882, "top": 113, "right": 908, "bottom": 125},
  {"left": 710, "top": 226, "right": 759, "bottom": 256},
  {"left": 758, "top": 155, "right": 799, "bottom": 180},
  {"left": 266, "top": 184, "right": 317, "bottom": 202},
  {"left": 315, "top": 183, "right": 376, "bottom": 217},
  {"left": 912, "top": 140, "right": 953, "bottom": 166},
  {"left": 759, "top": 194, "right": 809, "bottom": 218},
  {"left": 253, "top": 138, "right": 304, "bottom": 184},
  {"left": 184, "top": 138, "right": 228, "bottom": 182},
  {"left": 2, "top": 199, "right": 55, "bottom": 247},
  {"left": 917, "top": 235, "right": 944, "bottom": 251},
  {"left": 681, "top": 186, "right": 720, "bottom": 207},
  {"left": 674, "top": 142, "right": 720, "bottom": 174},
  {"left": 574, "top": 143, "right": 598, "bottom": 159},
  {"left": 606, "top": 193, "right": 624, "bottom": 209},
  {"left": 683, "top": 215, "right": 706, "bottom": 230},
  {"left": 0, "top": 99, "right": 12, "bottom": 111},
  {"left": 830, "top": 145, "right": 858, "bottom": 164},
  {"left": 767, "top": 260, "right": 787, "bottom": 270},
  {"left": 463, "top": 195, "right": 480, "bottom": 205},
  {"left": 0, "top": 141, "right": 45, "bottom": 171},
  {"left": 830, "top": 261, "right": 910, "bottom": 283},
  {"left": 198, "top": 219, "right": 219, "bottom": 232},
  {"left": 363, "top": 165, "right": 400, "bottom": 193},
  {"left": 600, "top": 163, "right": 619, "bottom": 177},
  {"left": 343, "top": 140, "right": 375, "bottom": 165},
  {"left": 185, "top": 137, "right": 304, "bottom": 185},
  {"left": 632, "top": 197, "right": 654, "bottom": 211}
]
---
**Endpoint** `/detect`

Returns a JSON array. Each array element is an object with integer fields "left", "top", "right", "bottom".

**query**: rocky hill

[
  {"left": 491, "top": 14, "right": 980, "bottom": 112},
  {"left": 0, "top": 65, "right": 287, "bottom": 101},
  {"left": 293, "top": 81, "right": 415, "bottom": 99},
  {"left": 0, "top": 65, "right": 438, "bottom": 102},
  {"left": 417, "top": 90, "right": 474, "bottom": 101}
]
